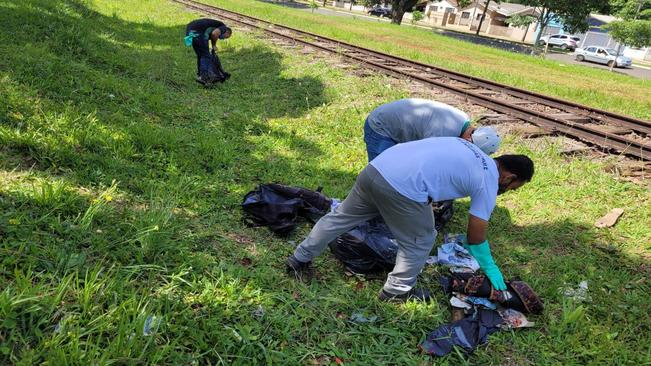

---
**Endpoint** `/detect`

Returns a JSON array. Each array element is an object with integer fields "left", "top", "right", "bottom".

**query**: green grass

[
  {"left": 209, "top": 0, "right": 651, "bottom": 120},
  {"left": 1, "top": 0, "right": 650, "bottom": 364}
]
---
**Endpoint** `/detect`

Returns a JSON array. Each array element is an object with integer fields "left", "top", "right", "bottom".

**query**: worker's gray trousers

[{"left": 293, "top": 165, "right": 436, "bottom": 295}]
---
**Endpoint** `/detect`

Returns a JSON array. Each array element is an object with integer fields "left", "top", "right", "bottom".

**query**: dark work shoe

[
  {"left": 285, "top": 255, "right": 313, "bottom": 282},
  {"left": 378, "top": 288, "right": 432, "bottom": 303}
]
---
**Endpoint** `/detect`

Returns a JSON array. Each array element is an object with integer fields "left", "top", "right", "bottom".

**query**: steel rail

[{"left": 174, "top": 0, "right": 650, "bottom": 160}]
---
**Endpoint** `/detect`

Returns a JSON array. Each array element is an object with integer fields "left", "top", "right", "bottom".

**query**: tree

[
  {"left": 506, "top": 14, "right": 537, "bottom": 41},
  {"left": 412, "top": 10, "right": 424, "bottom": 23},
  {"left": 609, "top": 0, "right": 651, "bottom": 20},
  {"left": 389, "top": 0, "right": 419, "bottom": 24},
  {"left": 604, "top": 19, "right": 651, "bottom": 47},
  {"left": 602, "top": 20, "right": 651, "bottom": 69},
  {"left": 520, "top": 0, "right": 610, "bottom": 47}
]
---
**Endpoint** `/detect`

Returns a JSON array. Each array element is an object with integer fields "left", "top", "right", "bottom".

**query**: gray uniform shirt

[{"left": 367, "top": 98, "right": 470, "bottom": 143}]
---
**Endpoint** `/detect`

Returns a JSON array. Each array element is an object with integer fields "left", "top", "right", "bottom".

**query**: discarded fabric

[
  {"left": 443, "top": 273, "right": 544, "bottom": 314},
  {"left": 429, "top": 242, "right": 480, "bottom": 271},
  {"left": 450, "top": 296, "right": 472, "bottom": 310},
  {"left": 419, "top": 308, "right": 504, "bottom": 356},
  {"left": 454, "top": 293, "right": 497, "bottom": 310}
]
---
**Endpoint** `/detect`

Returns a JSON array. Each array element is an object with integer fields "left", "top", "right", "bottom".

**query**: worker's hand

[{"left": 463, "top": 240, "right": 507, "bottom": 291}]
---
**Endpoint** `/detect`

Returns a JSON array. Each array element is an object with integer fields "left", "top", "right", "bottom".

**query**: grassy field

[
  {"left": 208, "top": 0, "right": 651, "bottom": 121},
  {"left": 1, "top": 0, "right": 650, "bottom": 364}
]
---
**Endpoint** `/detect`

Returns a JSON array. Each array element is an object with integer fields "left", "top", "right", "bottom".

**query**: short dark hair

[
  {"left": 220, "top": 26, "right": 232, "bottom": 35},
  {"left": 495, "top": 155, "right": 534, "bottom": 182}
]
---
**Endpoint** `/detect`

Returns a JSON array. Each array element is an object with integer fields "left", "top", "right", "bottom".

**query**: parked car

[
  {"left": 574, "top": 46, "right": 633, "bottom": 68},
  {"left": 368, "top": 6, "right": 392, "bottom": 18},
  {"left": 538, "top": 34, "right": 580, "bottom": 51}
]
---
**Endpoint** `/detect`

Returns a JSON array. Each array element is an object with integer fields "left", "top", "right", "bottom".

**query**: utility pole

[{"left": 476, "top": 0, "right": 490, "bottom": 35}]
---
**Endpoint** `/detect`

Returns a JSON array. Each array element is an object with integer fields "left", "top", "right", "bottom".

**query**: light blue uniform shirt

[
  {"left": 370, "top": 137, "right": 499, "bottom": 221},
  {"left": 367, "top": 98, "right": 470, "bottom": 143}
]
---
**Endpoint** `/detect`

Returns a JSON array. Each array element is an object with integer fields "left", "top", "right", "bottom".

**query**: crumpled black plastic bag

[
  {"left": 328, "top": 201, "right": 455, "bottom": 274},
  {"left": 328, "top": 218, "right": 398, "bottom": 274},
  {"left": 241, "top": 183, "right": 332, "bottom": 236}
]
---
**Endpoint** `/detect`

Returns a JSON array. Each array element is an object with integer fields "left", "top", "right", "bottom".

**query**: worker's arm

[
  {"left": 466, "top": 214, "right": 488, "bottom": 244},
  {"left": 463, "top": 214, "right": 507, "bottom": 290},
  {"left": 210, "top": 29, "right": 220, "bottom": 50}
]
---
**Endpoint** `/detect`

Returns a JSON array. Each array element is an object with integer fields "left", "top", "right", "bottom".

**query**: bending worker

[
  {"left": 364, "top": 98, "right": 500, "bottom": 160},
  {"left": 286, "top": 137, "right": 534, "bottom": 302},
  {"left": 184, "top": 18, "right": 232, "bottom": 84}
]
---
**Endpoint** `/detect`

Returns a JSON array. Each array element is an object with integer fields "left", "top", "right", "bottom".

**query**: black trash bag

[
  {"left": 432, "top": 200, "right": 454, "bottom": 232},
  {"left": 328, "top": 200, "right": 456, "bottom": 274},
  {"left": 241, "top": 183, "right": 332, "bottom": 236},
  {"left": 197, "top": 50, "right": 229, "bottom": 86},
  {"left": 210, "top": 49, "right": 230, "bottom": 81},
  {"left": 328, "top": 218, "right": 398, "bottom": 274}
]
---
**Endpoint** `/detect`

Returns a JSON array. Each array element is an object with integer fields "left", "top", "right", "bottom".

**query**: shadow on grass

[{"left": 0, "top": 0, "right": 350, "bottom": 191}]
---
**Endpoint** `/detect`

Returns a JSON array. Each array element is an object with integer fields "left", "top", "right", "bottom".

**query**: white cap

[{"left": 471, "top": 126, "right": 501, "bottom": 155}]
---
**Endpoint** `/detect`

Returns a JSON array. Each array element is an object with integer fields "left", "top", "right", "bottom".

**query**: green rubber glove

[{"left": 464, "top": 240, "right": 507, "bottom": 291}]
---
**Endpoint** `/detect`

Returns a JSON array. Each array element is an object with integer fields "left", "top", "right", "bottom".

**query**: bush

[{"left": 411, "top": 10, "right": 423, "bottom": 23}]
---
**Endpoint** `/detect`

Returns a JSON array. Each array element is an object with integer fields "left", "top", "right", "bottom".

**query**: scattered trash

[
  {"left": 240, "top": 257, "right": 252, "bottom": 266},
  {"left": 444, "top": 273, "right": 544, "bottom": 314},
  {"left": 252, "top": 305, "right": 265, "bottom": 320},
  {"left": 309, "top": 356, "right": 331, "bottom": 365},
  {"left": 562, "top": 281, "right": 591, "bottom": 303},
  {"left": 349, "top": 311, "right": 378, "bottom": 323},
  {"left": 451, "top": 307, "right": 466, "bottom": 322},
  {"left": 595, "top": 208, "right": 624, "bottom": 228},
  {"left": 143, "top": 315, "right": 161, "bottom": 336},
  {"left": 420, "top": 308, "right": 504, "bottom": 356},
  {"left": 453, "top": 294, "right": 497, "bottom": 310},
  {"left": 241, "top": 183, "right": 333, "bottom": 235},
  {"left": 498, "top": 308, "right": 535, "bottom": 329},
  {"left": 429, "top": 242, "right": 480, "bottom": 271},
  {"left": 335, "top": 311, "right": 346, "bottom": 319},
  {"left": 355, "top": 281, "right": 365, "bottom": 290},
  {"left": 329, "top": 218, "right": 398, "bottom": 274},
  {"left": 450, "top": 296, "right": 472, "bottom": 310},
  {"left": 224, "top": 325, "right": 242, "bottom": 342},
  {"left": 330, "top": 198, "right": 341, "bottom": 212}
]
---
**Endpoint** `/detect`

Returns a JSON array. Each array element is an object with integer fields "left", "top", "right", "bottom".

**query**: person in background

[{"left": 184, "top": 18, "right": 232, "bottom": 85}]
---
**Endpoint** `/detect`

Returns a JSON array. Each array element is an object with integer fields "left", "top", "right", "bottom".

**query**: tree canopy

[{"left": 604, "top": 19, "right": 651, "bottom": 47}]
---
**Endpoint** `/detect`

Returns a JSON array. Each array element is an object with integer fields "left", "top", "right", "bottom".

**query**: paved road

[{"left": 544, "top": 52, "right": 651, "bottom": 80}]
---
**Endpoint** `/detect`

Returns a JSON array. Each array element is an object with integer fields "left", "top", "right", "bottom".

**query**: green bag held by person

[{"left": 184, "top": 31, "right": 199, "bottom": 47}]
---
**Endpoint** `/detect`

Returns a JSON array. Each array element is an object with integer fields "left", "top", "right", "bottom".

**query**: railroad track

[{"left": 173, "top": 0, "right": 651, "bottom": 161}]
